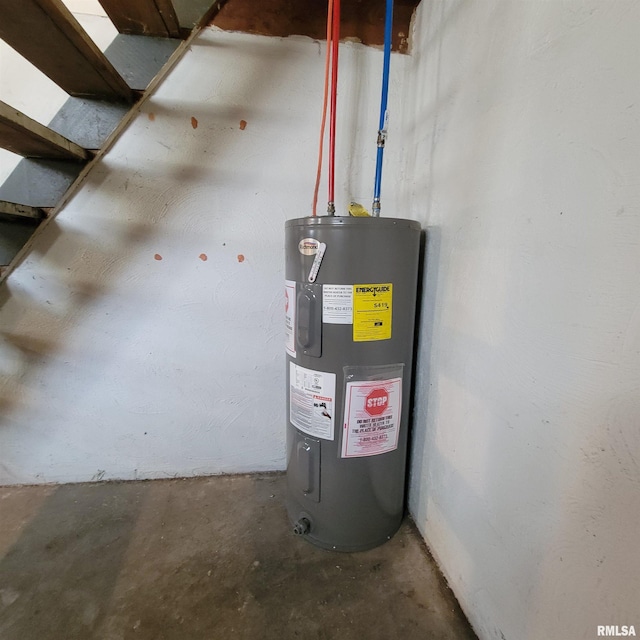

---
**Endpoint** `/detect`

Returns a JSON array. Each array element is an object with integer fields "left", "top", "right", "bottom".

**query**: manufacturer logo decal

[{"left": 298, "top": 238, "right": 320, "bottom": 256}]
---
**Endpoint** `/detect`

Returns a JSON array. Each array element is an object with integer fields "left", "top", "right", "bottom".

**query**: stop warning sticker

[
  {"left": 341, "top": 377, "right": 402, "bottom": 458},
  {"left": 353, "top": 283, "right": 392, "bottom": 342}
]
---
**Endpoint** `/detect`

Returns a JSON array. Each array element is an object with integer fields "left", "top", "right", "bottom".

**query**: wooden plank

[
  {"left": 0, "top": 201, "right": 46, "bottom": 221},
  {"left": 0, "top": 159, "right": 85, "bottom": 208},
  {"left": 99, "top": 0, "right": 181, "bottom": 38},
  {"left": 0, "top": 101, "right": 90, "bottom": 161},
  {"left": 48, "top": 97, "right": 129, "bottom": 150},
  {"left": 104, "top": 34, "right": 181, "bottom": 91},
  {"left": 155, "top": 0, "right": 181, "bottom": 37},
  {"left": 0, "top": 217, "right": 39, "bottom": 267},
  {"left": 173, "top": 0, "right": 226, "bottom": 30},
  {"left": 0, "top": 0, "right": 133, "bottom": 101}
]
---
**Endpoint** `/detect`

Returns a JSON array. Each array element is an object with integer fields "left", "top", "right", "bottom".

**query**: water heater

[{"left": 285, "top": 215, "right": 421, "bottom": 551}]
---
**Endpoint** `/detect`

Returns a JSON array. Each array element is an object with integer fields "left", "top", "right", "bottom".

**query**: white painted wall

[
  {"left": 0, "top": 28, "right": 410, "bottom": 483},
  {"left": 403, "top": 2, "right": 640, "bottom": 639}
]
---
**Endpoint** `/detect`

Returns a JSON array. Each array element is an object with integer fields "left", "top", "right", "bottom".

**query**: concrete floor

[{"left": 0, "top": 473, "right": 476, "bottom": 640}]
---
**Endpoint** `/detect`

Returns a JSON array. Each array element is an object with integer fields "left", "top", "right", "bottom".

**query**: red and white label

[
  {"left": 290, "top": 363, "right": 336, "bottom": 440},
  {"left": 342, "top": 377, "right": 402, "bottom": 458}
]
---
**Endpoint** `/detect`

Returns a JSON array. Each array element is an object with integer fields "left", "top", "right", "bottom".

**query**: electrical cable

[
  {"left": 327, "top": 0, "right": 340, "bottom": 215},
  {"left": 311, "top": 0, "right": 334, "bottom": 217}
]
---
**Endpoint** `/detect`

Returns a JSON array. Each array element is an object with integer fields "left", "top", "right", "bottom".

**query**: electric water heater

[{"left": 285, "top": 215, "right": 421, "bottom": 551}]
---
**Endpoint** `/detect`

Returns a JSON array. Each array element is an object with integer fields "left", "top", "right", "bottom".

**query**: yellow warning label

[{"left": 353, "top": 283, "right": 393, "bottom": 342}]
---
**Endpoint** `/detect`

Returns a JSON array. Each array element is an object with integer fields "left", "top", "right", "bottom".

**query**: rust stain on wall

[
  {"left": 154, "top": 254, "right": 163, "bottom": 261},
  {"left": 148, "top": 113, "right": 155, "bottom": 121},
  {"left": 237, "top": 254, "right": 245, "bottom": 263},
  {"left": 199, "top": 253, "right": 208, "bottom": 261},
  {"left": 191, "top": 117, "right": 199, "bottom": 129},
  {"left": 239, "top": 120, "right": 247, "bottom": 130}
]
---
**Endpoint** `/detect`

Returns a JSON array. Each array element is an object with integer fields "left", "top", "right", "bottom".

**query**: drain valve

[{"left": 293, "top": 517, "right": 311, "bottom": 536}]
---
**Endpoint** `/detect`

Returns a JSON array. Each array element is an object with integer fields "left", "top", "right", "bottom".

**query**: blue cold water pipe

[{"left": 372, "top": 0, "right": 394, "bottom": 217}]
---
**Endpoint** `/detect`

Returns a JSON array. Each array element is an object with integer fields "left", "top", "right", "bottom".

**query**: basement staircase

[
  {"left": 0, "top": 0, "right": 419, "bottom": 282},
  {"left": 0, "top": 0, "right": 223, "bottom": 279}
]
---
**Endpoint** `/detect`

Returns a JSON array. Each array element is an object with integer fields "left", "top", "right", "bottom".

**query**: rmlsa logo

[{"left": 597, "top": 626, "right": 636, "bottom": 637}]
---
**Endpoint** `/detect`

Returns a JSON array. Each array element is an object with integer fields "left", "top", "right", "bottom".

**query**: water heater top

[{"left": 286, "top": 216, "right": 421, "bottom": 232}]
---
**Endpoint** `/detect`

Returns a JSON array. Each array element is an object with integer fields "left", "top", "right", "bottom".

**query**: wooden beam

[
  {"left": 0, "top": 201, "right": 46, "bottom": 221},
  {"left": 99, "top": 0, "right": 181, "bottom": 38},
  {"left": 0, "top": 0, "right": 133, "bottom": 101},
  {"left": 0, "top": 101, "right": 90, "bottom": 162}
]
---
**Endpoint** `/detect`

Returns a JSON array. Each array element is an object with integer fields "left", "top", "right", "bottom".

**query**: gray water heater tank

[{"left": 285, "top": 215, "right": 421, "bottom": 552}]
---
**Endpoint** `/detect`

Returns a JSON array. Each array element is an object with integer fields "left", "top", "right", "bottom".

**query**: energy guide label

[
  {"left": 353, "top": 283, "right": 393, "bottom": 342},
  {"left": 289, "top": 363, "right": 336, "bottom": 440}
]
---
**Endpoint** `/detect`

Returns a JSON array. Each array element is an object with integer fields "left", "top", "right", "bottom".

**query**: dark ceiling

[{"left": 211, "top": 0, "right": 420, "bottom": 53}]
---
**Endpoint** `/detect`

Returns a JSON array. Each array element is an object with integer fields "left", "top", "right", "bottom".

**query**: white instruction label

[
  {"left": 322, "top": 284, "right": 353, "bottom": 324},
  {"left": 342, "top": 377, "right": 402, "bottom": 458},
  {"left": 290, "top": 363, "right": 336, "bottom": 440},
  {"left": 285, "top": 280, "right": 296, "bottom": 357}
]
